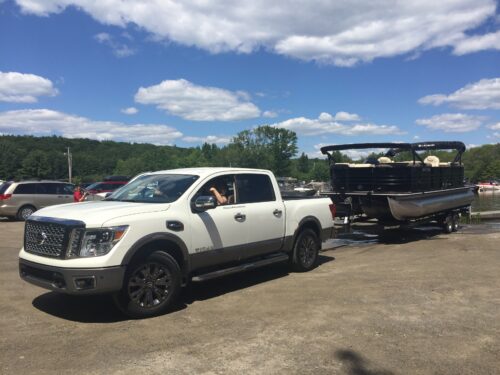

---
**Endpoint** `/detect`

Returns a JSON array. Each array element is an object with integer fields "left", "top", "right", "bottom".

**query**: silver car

[{"left": 0, "top": 181, "right": 75, "bottom": 220}]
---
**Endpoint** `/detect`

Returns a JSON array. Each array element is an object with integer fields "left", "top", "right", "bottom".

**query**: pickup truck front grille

[{"left": 24, "top": 221, "right": 69, "bottom": 258}]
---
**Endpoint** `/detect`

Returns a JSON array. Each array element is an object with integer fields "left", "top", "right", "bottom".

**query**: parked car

[
  {"left": 0, "top": 181, "right": 75, "bottom": 220},
  {"left": 19, "top": 168, "right": 335, "bottom": 318},
  {"left": 84, "top": 180, "right": 128, "bottom": 200}
]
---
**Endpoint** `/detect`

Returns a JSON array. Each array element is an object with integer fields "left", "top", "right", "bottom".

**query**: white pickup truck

[{"left": 19, "top": 168, "right": 334, "bottom": 318}]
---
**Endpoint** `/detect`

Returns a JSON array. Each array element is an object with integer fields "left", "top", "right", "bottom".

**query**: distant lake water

[{"left": 471, "top": 193, "right": 500, "bottom": 212}]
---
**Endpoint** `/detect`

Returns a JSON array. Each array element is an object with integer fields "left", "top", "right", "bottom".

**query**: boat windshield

[{"left": 106, "top": 174, "right": 199, "bottom": 203}]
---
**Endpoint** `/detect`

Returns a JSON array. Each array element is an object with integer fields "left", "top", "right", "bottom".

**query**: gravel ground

[{"left": 0, "top": 220, "right": 499, "bottom": 374}]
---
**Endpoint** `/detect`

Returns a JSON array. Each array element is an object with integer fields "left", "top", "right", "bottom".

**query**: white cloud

[
  {"left": 341, "top": 149, "right": 387, "bottom": 161},
  {"left": 272, "top": 112, "right": 404, "bottom": 136},
  {"left": 0, "top": 109, "right": 182, "bottom": 145},
  {"left": 14, "top": 0, "right": 499, "bottom": 66},
  {"left": 262, "top": 110, "right": 278, "bottom": 118},
  {"left": 416, "top": 113, "right": 484, "bottom": 133},
  {"left": 310, "top": 143, "right": 386, "bottom": 160},
  {"left": 419, "top": 78, "right": 500, "bottom": 110},
  {"left": 0, "top": 71, "right": 58, "bottom": 103},
  {"left": 94, "top": 32, "right": 136, "bottom": 57},
  {"left": 121, "top": 107, "right": 138, "bottom": 115},
  {"left": 489, "top": 122, "right": 500, "bottom": 130},
  {"left": 334, "top": 111, "right": 360, "bottom": 121},
  {"left": 182, "top": 135, "right": 232, "bottom": 145},
  {"left": 304, "top": 143, "right": 328, "bottom": 159},
  {"left": 135, "top": 79, "right": 261, "bottom": 121},
  {"left": 453, "top": 31, "right": 500, "bottom": 55}
]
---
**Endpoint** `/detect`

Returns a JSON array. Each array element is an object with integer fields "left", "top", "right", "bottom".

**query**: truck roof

[{"left": 145, "top": 167, "right": 272, "bottom": 178}]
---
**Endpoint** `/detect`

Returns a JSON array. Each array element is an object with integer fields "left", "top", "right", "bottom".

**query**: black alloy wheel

[
  {"left": 128, "top": 262, "right": 172, "bottom": 308},
  {"left": 291, "top": 228, "right": 320, "bottom": 272},
  {"left": 114, "top": 251, "right": 181, "bottom": 318}
]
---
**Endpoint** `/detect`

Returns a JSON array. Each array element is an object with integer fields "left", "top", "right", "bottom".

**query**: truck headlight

[{"left": 69, "top": 226, "right": 128, "bottom": 258}]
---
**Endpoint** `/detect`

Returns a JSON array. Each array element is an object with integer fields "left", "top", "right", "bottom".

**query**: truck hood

[{"left": 31, "top": 201, "right": 170, "bottom": 227}]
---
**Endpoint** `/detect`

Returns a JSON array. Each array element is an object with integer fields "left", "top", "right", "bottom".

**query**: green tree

[
  {"left": 297, "top": 152, "right": 310, "bottom": 174},
  {"left": 231, "top": 126, "right": 298, "bottom": 175},
  {"left": 21, "top": 150, "right": 52, "bottom": 178},
  {"left": 0, "top": 140, "right": 24, "bottom": 179}
]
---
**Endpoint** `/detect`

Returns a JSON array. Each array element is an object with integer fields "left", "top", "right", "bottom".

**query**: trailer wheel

[
  {"left": 290, "top": 228, "right": 320, "bottom": 272},
  {"left": 113, "top": 251, "right": 181, "bottom": 319},
  {"left": 442, "top": 216, "right": 453, "bottom": 234},
  {"left": 452, "top": 214, "right": 460, "bottom": 232}
]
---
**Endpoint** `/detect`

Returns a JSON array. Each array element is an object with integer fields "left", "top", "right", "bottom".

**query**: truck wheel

[
  {"left": 442, "top": 216, "right": 453, "bottom": 234},
  {"left": 16, "top": 205, "right": 36, "bottom": 221},
  {"left": 452, "top": 214, "right": 460, "bottom": 232},
  {"left": 291, "top": 228, "right": 320, "bottom": 272},
  {"left": 113, "top": 251, "right": 181, "bottom": 319}
]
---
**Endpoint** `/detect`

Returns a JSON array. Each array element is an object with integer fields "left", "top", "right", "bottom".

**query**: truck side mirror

[{"left": 193, "top": 196, "right": 217, "bottom": 211}]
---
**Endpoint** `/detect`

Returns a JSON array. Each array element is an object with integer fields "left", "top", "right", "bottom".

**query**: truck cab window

[
  {"left": 194, "top": 175, "right": 236, "bottom": 206},
  {"left": 236, "top": 174, "right": 275, "bottom": 203}
]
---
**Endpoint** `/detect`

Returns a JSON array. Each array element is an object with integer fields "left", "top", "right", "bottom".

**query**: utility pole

[{"left": 65, "top": 147, "right": 72, "bottom": 183}]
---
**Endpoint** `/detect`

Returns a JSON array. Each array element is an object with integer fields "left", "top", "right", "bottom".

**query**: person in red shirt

[{"left": 74, "top": 186, "right": 88, "bottom": 202}]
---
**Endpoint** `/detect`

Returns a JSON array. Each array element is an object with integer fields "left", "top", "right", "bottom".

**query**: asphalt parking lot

[{"left": 1, "top": 220, "right": 499, "bottom": 375}]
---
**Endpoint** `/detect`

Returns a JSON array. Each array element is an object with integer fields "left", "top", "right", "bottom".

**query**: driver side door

[{"left": 189, "top": 174, "right": 249, "bottom": 270}]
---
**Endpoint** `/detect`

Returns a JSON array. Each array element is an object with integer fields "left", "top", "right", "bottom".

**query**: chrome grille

[{"left": 24, "top": 221, "right": 68, "bottom": 258}]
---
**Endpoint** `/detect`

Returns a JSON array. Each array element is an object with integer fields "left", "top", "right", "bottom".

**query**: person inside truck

[{"left": 209, "top": 179, "right": 234, "bottom": 205}]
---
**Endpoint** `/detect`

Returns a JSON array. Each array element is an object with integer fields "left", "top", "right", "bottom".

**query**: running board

[{"left": 191, "top": 253, "right": 289, "bottom": 282}]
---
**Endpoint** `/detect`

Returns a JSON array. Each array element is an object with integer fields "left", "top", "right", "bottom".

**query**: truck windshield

[{"left": 106, "top": 174, "right": 199, "bottom": 203}]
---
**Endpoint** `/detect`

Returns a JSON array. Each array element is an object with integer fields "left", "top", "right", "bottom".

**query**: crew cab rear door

[{"left": 234, "top": 173, "right": 285, "bottom": 257}]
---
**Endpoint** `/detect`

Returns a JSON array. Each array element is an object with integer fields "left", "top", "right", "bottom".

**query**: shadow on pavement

[
  {"left": 32, "top": 293, "right": 129, "bottom": 323},
  {"left": 376, "top": 226, "right": 445, "bottom": 245},
  {"left": 335, "top": 349, "right": 394, "bottom": 375},
  {"left": 32, "top": 255, "right": 335, "bottom": 322},
  {"left": 183, "top": 255, "right": 334, "bottom": 304}
]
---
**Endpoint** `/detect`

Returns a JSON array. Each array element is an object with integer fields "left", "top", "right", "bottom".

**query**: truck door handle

[
  {"left": 234, "top": 213, "right": 246, "bottom": 221},
  {"left": 273, "top": 209, "right": 282, "bottom": 216}
]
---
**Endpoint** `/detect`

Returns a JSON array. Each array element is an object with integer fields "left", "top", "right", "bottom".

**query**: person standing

[{"left": 74, "top": 186, "right": 88, "bottom": 202}]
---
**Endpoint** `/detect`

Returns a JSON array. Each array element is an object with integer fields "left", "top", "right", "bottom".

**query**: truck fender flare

[
  {"left": 121, "top": 232, "right": 190, "bottom": 272},
  {"left": 284, "top": 216, "right": 322, "bottom": 251}
]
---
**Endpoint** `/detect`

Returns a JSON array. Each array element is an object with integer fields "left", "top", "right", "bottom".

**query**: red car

[{"left": 85, "top": 180, "right": 128, "bottom": 198}]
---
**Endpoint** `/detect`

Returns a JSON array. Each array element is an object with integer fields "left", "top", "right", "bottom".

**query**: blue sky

[{"left": 0, "top": 0, "right": 499, "bottom": 158}]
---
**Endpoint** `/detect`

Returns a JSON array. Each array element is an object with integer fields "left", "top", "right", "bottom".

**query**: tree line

[
  {"left": 0, "top": 129, "right": 498, "bottom": 184},
  {"left": 0, "top": 126, "right": 329, "bottom": 183}
]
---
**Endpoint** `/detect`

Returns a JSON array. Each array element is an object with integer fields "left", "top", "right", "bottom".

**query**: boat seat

[
  {"left": 424, "top": 155, "right": 440, "bottom": 167},
  {"left": 377, "top": 157, "right": 393, "bottom": 163}
]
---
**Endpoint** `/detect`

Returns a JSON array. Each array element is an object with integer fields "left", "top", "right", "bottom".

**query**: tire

[
  {"left": 290, "top": 228, "right": 320, "bottom": 272},
  {"left": 113, "top": 251, "right": 181, "bottom": 319},
  {"left": 442, "top": 215, "right": 453, "bottom": 234},
  {"left": 16, "top": 205, "right": 36, "bottom": 221},
  {"left": 452, "top": 214, "right": 460, "bottom": 232}
]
